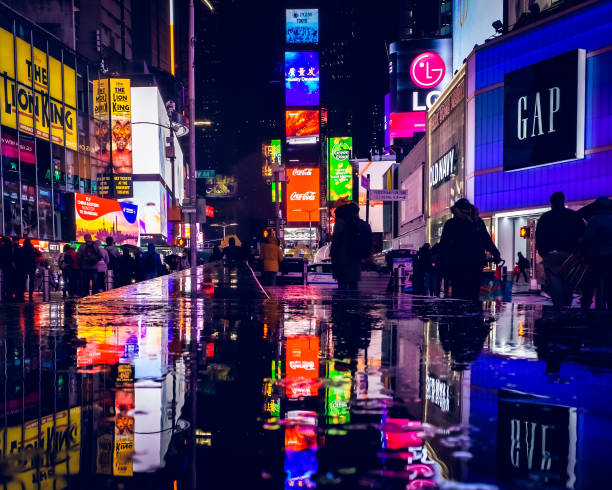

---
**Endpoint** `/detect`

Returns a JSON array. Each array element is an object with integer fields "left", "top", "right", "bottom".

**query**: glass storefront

[{"left": 0, "top": 7, "right": 103, "bottom": 241}]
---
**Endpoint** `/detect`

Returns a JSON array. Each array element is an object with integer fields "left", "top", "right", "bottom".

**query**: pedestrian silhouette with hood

[{"left": 439, "top": 198, "right": 500, "bottom": 300}]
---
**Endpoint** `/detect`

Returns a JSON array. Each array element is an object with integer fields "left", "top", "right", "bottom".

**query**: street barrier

[{"left": 43, "top": 268, "right": 50, "bottom": 302}]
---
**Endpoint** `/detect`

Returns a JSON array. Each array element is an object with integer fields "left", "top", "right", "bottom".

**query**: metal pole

[
  {"left": 275, "top": 171, "right": 280, "bottom": 243},
  {"left": 189, "top": 0, "right": 197, "bottom": 270},
  {"left": 365, "top": 173, "right": 371, "bottom": 225},
  {"left": 308, "top": 212, "right": 312, "bottom": 261}
]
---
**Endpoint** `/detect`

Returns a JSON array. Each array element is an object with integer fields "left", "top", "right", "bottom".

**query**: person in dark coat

[
  {"left": 141, "top": 243, "right": 163, "bottom": 280},
  {"left": 15, "top": 238, "right": 40, "bottom": 301},
  {"left": 515, "top": 252, "right": 530, "bottom": 283},
  {"left": 117, "top": 247, "right": 135, "bottom": 287},
  {"left": 418, "top": 243, "right": 435, "bottom": 295},
  {"left": 581, "top": 197, "right": 612, "bottom": 310},
  {"left": 0, "top": 237, "right": 16, "bottom": 301},
  {"left": 535, "top": 191, "right": 585, "bottom": 308},
  {"left": 439, "top": 198, "right": 500, "bottom": 300},
  {"left": 330, "top": 200, "right": 362, "bottom": 290},
  {"left": 223, "top": 237, "right": 243, "bottom": 265}
]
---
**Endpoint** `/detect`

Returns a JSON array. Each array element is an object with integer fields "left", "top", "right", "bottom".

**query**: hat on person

[
  {"left": 454, "top": 198, "right": 473, "bottom": 210},
  {"left": 334, "top": 197, "right": 350, "bottom": 208}
]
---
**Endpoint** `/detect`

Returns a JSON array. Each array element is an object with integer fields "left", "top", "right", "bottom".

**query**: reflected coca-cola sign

[{"left": 287, "top": 167, "right": 320, "bottom": 222}]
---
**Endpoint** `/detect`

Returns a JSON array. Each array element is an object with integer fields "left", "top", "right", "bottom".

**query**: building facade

[
  {"left": 467, "top": 0, "right": 612, "bottom": 267},
  {"left": 426, "top": 65, "right": 466, "bottom": 243},
  {"left": 0, "top": 4, "right": 183, "bottom": 245}
]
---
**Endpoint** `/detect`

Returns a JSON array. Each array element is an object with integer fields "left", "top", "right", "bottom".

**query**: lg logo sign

[
  {"left": 410, "top": 52, "right": 446, "bottom": 89},
  {"left": 410, "top": 52, "right": 446, "bottom": 111}
]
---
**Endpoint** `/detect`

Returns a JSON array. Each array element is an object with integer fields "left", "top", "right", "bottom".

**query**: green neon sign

[{"left": 327, "top": 137, "right": 353, "bottom": 201}]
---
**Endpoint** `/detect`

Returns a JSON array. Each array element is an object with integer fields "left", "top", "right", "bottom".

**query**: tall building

[{"left": 400, "top": 0, "right": 452, "bottom": 39}]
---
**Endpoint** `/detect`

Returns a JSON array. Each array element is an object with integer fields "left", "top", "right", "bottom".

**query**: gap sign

[{"left": 503, "top": 49, "right": 586, "bottom": 171}]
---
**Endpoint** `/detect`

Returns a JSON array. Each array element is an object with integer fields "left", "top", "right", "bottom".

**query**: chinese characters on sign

[{"left": 285, "top": 52, "right": 320, "bottom": 106}]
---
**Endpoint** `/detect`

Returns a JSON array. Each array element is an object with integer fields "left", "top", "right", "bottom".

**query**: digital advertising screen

[
  {"left": 390, "top": 112, "right": 427, "bottom": 141},
  {"left": 129, "top": 181, "right": 168, "bottom": 244},
  {"left": 205, "top": 175, "right": 238, "bottom": 198},
  {"left": 271, "top": 139, "right": 282, "bottom": 165},
  {"left": 327, "top": 137, "right": 353, "bottom": 201},
  {"left": 286, "top": 110, "right": 319, "bottom": 145},
  {"left": 286, "top": 167, "right": 320, "bottom": 223},
  {"left": 74, "top": 192, "right": 139, "bottom": 245},
  {"left": 286, "top": 9, "right": 319, "bottom": 44},
  {"left": 285, "top": 52, "right": 319, "bottom": 106},
  {"left": 110, "top": 78, "right": 133, "bottom": 198}
]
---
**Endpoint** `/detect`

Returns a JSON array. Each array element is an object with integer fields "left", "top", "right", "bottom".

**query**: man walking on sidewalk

[{"left": 535, "top": 192, "right": 585, "bottom": 308}]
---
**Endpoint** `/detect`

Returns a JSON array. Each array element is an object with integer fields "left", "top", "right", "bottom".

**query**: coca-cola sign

[
  {"left": 292, "top": 168, "right": 313, "bottom": 176},
  {"left": 286, "top": 167, "right": 320, "bottom": 222},
  {"left": 290, "top": 191, "right": 316, "bottom": 201}
]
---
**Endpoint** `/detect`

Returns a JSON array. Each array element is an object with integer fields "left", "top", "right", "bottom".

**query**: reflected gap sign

[
  {"left": 503, "top": 49, "right": 586, "bottom": 171},
  {"left": 368, "top": 189, "right": 408, "bottom": 201}
]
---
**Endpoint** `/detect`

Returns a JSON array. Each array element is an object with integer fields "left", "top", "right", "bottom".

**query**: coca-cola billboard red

[{"left": 286, "top": 167, "right": 320, "bottom": 223}]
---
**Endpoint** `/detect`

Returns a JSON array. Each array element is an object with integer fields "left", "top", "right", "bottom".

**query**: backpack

[
  {"left": 60, "top": 252, "right": 74, "bottom": 270},
  {"left": 348, "top": 217, "right": 373, "bottom": 260},
  {"left": 82, "top": 243, "right": 101, "bottom": 268}
]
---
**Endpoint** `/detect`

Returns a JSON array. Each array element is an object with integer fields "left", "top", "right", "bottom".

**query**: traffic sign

[
  {"left": 368, "top": 189, "right": 408, "bottom": 201},
  {"left": 196, "top": 170, "right": 216, "bottom": 179}
]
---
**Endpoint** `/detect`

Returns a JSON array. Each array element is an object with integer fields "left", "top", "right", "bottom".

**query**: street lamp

[
  {"left": 210, "top": 222, "right": 238, "bottom": 240},
  {"left": 291, "top": 207, "right": 326, "bottom": 260}
]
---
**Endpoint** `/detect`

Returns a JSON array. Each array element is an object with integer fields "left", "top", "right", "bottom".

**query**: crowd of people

[
  {"left": 0, "top": 234, "right": 189, "bottom": 302},
  {"left": 536, "top": 192, "right": 612, "bottom": 310}
]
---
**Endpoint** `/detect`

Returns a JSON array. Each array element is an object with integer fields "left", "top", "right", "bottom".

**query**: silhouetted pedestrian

[
  {"left": 15, "top": 238, "right": 40, "bottom": 301},
  {"left": 515, "top": 252, "right": 530, "bottom": 283},
  {"left": 77, "top": 234, "right": 103, "bottom": 296},
  {"left": 535, "top": 192, "right": 585, "bottom": 308},
  {"left": 117, "top": 247, "right": 135, "bottom": 287},
  {"left": 331, "top": 199, "right": 371, "bottom": 290},
  {"left": 223, "top": 237, "right": 243, "bottom": 265},
  {"left": 105, "top": 236, "right": 121, "bottom": 278},
  {"left": 581, "top": 197, "right": 612, "bottom": 310},
  {"left": 58, "top": 244, "right": 78, "bottom": 298},
  {"left": 439, "top": 198, "right": 500, "bottom": 300},
  {"left": 0, "top": 237, "right": 15, "bottom": 301},
  {"left": 93, "top": 240, "right": 109, "bottom": 293},
  {"left": 418, "top": 243, "right": 435, "bottom": 295},
  {"left": 141, "top": 243, "right": 163, "bottom": 279}
]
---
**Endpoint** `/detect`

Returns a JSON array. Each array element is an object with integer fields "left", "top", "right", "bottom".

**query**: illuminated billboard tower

[{"left": 284, "top": 8, "right": 322, "bottom": 241}]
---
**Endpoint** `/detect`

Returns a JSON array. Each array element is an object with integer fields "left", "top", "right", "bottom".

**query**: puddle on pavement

[{"left": 1, "top": 269, "right": 611, "bottom": 489}]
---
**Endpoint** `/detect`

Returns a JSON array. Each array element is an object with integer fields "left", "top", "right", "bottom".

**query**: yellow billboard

[
  {"left": 0, "top": 26, "right": 77, "bottom": 151},
  {"left": 0, "top": 407, "right": 81, "bottom": 490}
]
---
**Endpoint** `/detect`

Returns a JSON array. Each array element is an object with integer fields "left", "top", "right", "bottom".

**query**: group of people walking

[
  {"left": 0, "top": 234, "right": 169, "bottom": 302},
  {"left": 58, "top": 236, "right": 166, "bottom": 298}
]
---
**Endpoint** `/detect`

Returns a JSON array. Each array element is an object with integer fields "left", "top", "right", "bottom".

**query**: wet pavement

[{"left": 1, "top": 264, "right": 611, "bottom": 489}]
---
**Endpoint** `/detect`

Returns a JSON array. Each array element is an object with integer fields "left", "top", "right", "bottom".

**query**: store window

[
  {"left": 2, "top": 128, "right": 21, "bottom": 236},
  {"left": 37, "top": 139, "right": 52, "bottom": 188},
  {"left": 52, "top": 143, "right": 65, "bottom": 192},
  {"left": 21, "top": 183, "right": 37, "bottom": 238},
  {"left": 39, "top": 187, "right": 53, "bottom": 240}
]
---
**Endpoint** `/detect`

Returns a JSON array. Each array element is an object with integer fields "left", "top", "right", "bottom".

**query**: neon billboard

[
  {"left": 74, "top": 192, "right": 139, "bottom": 245},
  {"left": 327, "top": 137, "right": 353, "bottom": 201},
  {"left": 285, "top": 52, "right": 320, "bottom": 106}
]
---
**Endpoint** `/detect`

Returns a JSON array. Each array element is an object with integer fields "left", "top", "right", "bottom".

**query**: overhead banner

[{"left": 327, "top": 137, "right": 353, "bottom": 201}]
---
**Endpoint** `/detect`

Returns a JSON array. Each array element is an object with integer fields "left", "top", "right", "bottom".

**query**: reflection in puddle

[{"left": 1, "top": 267, "right": 611, "bottom": 489}]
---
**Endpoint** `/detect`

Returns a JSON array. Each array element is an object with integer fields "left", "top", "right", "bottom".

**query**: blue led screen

[
  {"left": 286, "top": 9, "right": 319, "bottom": 44},
  {"left": 285, "top": 52, "right": 320, "bottom": 107}
]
